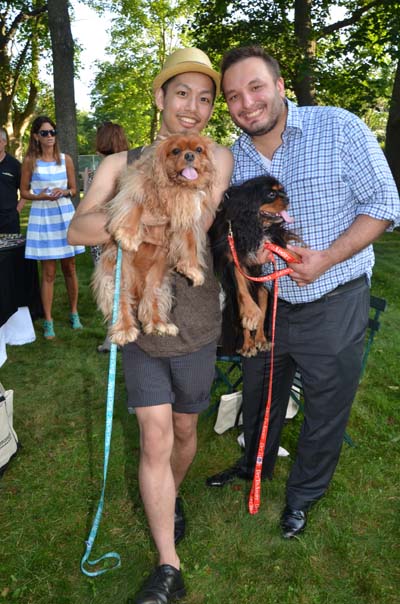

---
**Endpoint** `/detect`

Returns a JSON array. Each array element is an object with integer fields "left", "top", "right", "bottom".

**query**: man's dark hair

[
  {"left": 161, "top": 75, "right": 217, "bottom": 103},
  {"left": 221, "top": 46, "right": 281, "bottom": 90}
]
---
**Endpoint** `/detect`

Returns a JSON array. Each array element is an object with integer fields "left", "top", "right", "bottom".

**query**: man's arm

[
  {"left": 203, "top": 144, "right": 233, "bottom": 230},
  {"left": 67, "top": 151, "right": 127, "bottom": 246},
  {"left": 287, "top": 215, "right": 391, "bottom": 286}
]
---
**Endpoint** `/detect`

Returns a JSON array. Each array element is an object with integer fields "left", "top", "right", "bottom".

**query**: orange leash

[{"left": 227, "top": 232, "right": 301, "bottom": 514}]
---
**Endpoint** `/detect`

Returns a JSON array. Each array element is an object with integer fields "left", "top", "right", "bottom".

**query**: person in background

[
  {"left": 0, "top": 127, "right": 26, "bottom": 234},
  {"left": 84, "top": 121, "right": 129, "bottom": 352},
  {"left": 84, "top": 121, "right": 129, "bottom": 266},
  {"left": 20, "top": 116, "right": 85, "bottom": 340},
  {"left": 206, "top": 45, "right": 400, "bottom": 539},
  {"left": 68, "top": 48, "right": 233, "bottom": 604}
]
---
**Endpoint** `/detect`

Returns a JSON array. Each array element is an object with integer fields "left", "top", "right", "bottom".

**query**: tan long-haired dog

[{"left": 92, "top": 133, "right": 216, "bottom": 346}]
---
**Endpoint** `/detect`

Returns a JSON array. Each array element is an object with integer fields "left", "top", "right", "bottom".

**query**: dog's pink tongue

[
  {"left": 280, "top": 210, "right": 295, "bottom": 223},
  {"left": 181, "top": 167, "right": 198, "bottom": 180}
]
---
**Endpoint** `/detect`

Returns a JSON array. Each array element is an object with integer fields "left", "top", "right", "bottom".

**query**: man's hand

[
  {"left": 255, "top": 243, "right": 274, "bottom": 265},
  {"left": 287, "top": 245, "right": 333, "bottom": 286},
  {"left": 286, "top": 215, "right": 391, "bottom": 286},
  {"left": 16, "top": 199, "right": 26, "bottom": 213}
]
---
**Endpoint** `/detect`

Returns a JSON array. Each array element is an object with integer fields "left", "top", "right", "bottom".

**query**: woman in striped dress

[{"left": 21, "top": 116, "right": 85, "bottom": 340}]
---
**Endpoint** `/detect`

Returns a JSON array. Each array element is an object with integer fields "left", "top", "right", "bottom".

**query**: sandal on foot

[
  {"left": 43, "top": 320, "right": 55, "bottom": 340},
  {"left": 70, "top": 313, "right": 83, "bottom": 329}
]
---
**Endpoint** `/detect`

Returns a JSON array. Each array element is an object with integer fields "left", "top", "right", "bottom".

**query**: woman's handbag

[{"left": 0, "top": 382, "right": 19, "bottom": 476}]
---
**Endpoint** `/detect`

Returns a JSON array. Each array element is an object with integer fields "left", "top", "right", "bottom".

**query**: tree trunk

[
  {"left": 47, "top": 0, "right": 79, "bottom": 206},
  {"left": 294, "top": 0, "right": 317, "bottom": 106},
  {"left": 385, "top": 59, "right": 400, "bottom": 192}
]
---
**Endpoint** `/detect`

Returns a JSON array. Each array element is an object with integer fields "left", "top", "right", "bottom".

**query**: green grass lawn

[{"left": 0, "top": 224, "right": 399, "bottom": 603}]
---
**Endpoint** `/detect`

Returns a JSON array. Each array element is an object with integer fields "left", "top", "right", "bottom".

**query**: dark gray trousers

[{"left": 239, "top": 277, "right": 370, "bottom": 510}]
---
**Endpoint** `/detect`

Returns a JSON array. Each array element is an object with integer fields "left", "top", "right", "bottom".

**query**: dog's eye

[
  {"left": 266, "top": 192, "right": 277, "bottom": 200},
  {"left": 195, "top": 146, "right": 203, "bottom": 153},
  {"left": 171, "top": 148, "right": 181, "bottom": 155}
]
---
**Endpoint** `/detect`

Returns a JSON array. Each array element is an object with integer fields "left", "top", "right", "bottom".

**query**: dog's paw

[
  {"left": 241, "top": 307, "right": 263, "bottom": 331},
  {"left": 239, "top": 346, "right": 258, "bottom": 358},
  {"left": 109, "top": 325, "right": 140, "bottom": 346},
  {"left": 143, "top": 321, "right": 179, "bottom": 337},
  {"left": 255, "top": 337, "right": 272, "bottom": 352},
  {"left": 175, "top": 263, "right": 204, "bottom": 286},
  {"left": 114, "top": 228, "right": 141, "bottom": 252},
  {"left": 157, "top": 322, "right": 179, "bottom": 336}
]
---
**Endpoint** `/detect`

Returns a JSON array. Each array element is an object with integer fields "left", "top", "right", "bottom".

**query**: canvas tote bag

[
  {"left": 0, "top": 382, "right": 19, "bottom": 475},
  {"left": 214, "top": 391, "right": 243, "bottom": 434}
]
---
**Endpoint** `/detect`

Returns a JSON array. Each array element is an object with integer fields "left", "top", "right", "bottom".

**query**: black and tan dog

[{"left": 209, "top": 175, "right": 301, "bottom": 357}]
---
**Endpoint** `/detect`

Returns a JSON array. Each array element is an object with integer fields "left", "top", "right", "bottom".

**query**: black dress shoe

[
  {"left": 131, "top": 564, "right": 186, "bottom": 604},
  {"left": 280, "top": 505, "right": 307, "bottom": 539},
  {"left": 174, "top": 497, "right": 185, "bottom": 545},
  {"left": 206, "top": 464, "right": 250, "bottom": 487}
]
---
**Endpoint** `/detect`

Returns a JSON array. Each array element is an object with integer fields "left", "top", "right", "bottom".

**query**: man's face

[
  {"left": 155, "top": 72, "right": 215, "bottom": 136},
  {"left": 222, "top": 57, "right": 286, "bottom": 137}
]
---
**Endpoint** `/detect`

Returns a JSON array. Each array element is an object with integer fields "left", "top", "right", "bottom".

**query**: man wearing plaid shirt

[{"left": 206, "top": 46, "right": 400, "bottom": 538}]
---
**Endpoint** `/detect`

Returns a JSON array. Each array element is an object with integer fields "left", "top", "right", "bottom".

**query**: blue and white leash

[{"left": 81, "top": 245, "right": 123, "bottom": 577}]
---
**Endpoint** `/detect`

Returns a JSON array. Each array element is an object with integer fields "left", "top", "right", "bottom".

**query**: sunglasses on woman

[{"left": 39, "top": 129, "right": 57, "bottom": 137}]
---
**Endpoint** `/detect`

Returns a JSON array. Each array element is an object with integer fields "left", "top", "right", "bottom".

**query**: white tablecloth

[{"left": 0, "top": 307, "right": 36, "bottom": 367}]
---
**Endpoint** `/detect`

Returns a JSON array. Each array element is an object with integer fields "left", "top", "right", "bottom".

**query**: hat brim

[{"left": 153, "top": 62, "right": 220, "bottom": 96}]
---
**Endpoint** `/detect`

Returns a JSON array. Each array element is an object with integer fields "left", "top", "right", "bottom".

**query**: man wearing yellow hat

[{"left": 68, "top": 48, "right": 232, "bottom": 603}]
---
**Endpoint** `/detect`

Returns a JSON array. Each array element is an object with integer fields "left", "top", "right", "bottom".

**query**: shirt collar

[{"left": 285, "top": 98, "right": 302, "bottom": 133}]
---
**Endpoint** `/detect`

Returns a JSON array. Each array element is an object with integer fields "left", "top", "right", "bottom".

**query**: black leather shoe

[
  {"left": 174, "top": 497, "right": 185, "bottom": 545},
  {"left": 130, "top": 564, "right": 186, "bottom": 604},
  {"left": 206, "top": 464, "right": 250, "bottom": 487},
  {"left": 280, "top": 505, "right": 307, "bottom": 539}
]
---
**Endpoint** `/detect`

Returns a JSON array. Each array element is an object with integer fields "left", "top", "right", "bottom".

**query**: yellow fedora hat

[{"left": 152, "top": 48, "right": 220, "bottom": 96}]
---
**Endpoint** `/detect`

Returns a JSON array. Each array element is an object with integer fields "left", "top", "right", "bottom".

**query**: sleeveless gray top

[{"left": 127, "top": 147, "right": 221, "bottom": 357}]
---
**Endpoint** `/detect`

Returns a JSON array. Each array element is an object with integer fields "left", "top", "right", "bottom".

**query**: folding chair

[
  {"left": 212, "top": 296, "right": 387, "bottom": 446},
  {"left": 207, "top": 348, "right": 242, "bottom": 416}
]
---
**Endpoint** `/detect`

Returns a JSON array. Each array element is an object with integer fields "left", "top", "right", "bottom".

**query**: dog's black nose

[{"left": 184, "top": 152, "right": 195, "bottom": 162}]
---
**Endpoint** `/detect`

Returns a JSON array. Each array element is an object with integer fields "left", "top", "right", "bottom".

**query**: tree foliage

[
  {"left": 189, "top": 0, "right": 400, "bottom": 186},
  {"left": 88, "top": 0, "right": 212, "bottom": 146},
  {"left": 191, "top": 0, "right": 400, "bottom": 114},
  {"left": 0, "top": 0, "right": 49, "bottom": 157},
  {"left": 76, "top": 110, "right": 97, "bottom": 154}
]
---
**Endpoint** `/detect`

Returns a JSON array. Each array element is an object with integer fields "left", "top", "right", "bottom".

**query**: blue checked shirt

[{"left": 231, "top": 99, "right": 400, "bottom": 303}]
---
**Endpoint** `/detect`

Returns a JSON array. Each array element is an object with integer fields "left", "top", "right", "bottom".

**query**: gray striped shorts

[{"left": 122, "top": 340, "right": 217, "bottom": 414}]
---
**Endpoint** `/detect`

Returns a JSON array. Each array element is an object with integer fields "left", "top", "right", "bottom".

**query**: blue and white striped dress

[{"left": 25, "top": 154, "right": 85, "bottom": 260}]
